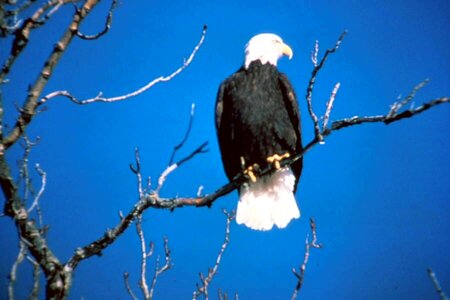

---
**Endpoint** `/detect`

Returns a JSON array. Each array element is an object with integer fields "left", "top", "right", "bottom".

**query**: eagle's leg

[{"left": 266, "top": 152, "right": 290, "bottom": 169}]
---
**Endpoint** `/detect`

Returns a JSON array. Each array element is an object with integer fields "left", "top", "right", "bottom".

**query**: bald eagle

[{"left": 215, "top": 33, "right": 303, "bottom": 231}]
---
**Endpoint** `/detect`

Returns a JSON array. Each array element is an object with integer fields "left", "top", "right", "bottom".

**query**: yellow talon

[
  {"left": 243, "top": 165, "right": 257, "bottom": 182},
  {"left": 266, "top": 153, "right": 290, "bottom": 169},
  {"left": 240, "top": 156, "right": 259, "bottom": 183}
]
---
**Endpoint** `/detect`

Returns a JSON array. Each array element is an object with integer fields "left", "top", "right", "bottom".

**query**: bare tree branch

[
  {"left": 136, "top": 217, "right": 151, "bottom": 300},
  {"left": 27, "top": 163, "right": 46, "bottom": 214},
  {"left": 291, "top": 218, "right": 322, "bottom": 300},
  {"left": 427, "top": 268, "right": 449, "bottom": 300},
  {"left": 156, "top": 141, "right": 208, "bottom": 195},
  {"left": 193, "top": 209, "right": 235, "bottom": 300},
  {"left": 1, "top": 20, "right": 448, "bottom": 300},
  {"left": 17, "top": 134, "right": 39, "bottom": 202},
  {"left": 39, "top": 25, "right": 208, "bottom": 105},
  {"left": 169, "top": 103, "right": 196, "bottom": 165},
  {"left": 322, "top": 82, "right": 341, "bottom": 132},
  {"left": 1, "top": 1, "right": 104, "bottom": 298},
  {"left": 1, "top": 0, "right": 77, "bottom": 83},
  {"left": 75, "top": 0, "right": 117, "bottom": 40},
  {"left": 149, "top": 237, "right": 172, "bottom": 300},
  {"left": 8, "top": 240, "right": 27, "bottom": 300},
  {"left": 305, "top": 31, "right": 347, "bottom": 141},
  {"left": 2, "top": 0, "right": 102, "bottom": 150},
  {"left": 130, "top": 148, "right": 145, "bottom": 198},
  {"left": 387, "top": 79, "right": 429, "bottom": 118},
  {"left": 27, "top": 255, "right": 41, "bottom": 300}
]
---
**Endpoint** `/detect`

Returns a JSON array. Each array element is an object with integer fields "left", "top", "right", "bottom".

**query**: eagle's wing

[
  {"left": 215, "top": 80, "right": 225, "bottom": 133},
  {"left": 278, "top": 72, "right": 303, "bottom": 190},
  {"left": 278, "top": 73, "right": 301, "bottom": 138}
]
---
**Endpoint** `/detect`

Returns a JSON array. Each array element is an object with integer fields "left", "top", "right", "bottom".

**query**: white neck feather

[{"left": 244, "top": 51, "right": 279, "bottom": 69}]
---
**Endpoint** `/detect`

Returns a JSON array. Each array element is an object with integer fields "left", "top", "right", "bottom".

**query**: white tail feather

[{"left": 236, "top": 167, "right": 300, "bottom": 231}]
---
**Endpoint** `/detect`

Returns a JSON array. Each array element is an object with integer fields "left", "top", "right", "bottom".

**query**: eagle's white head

[{"left": 244, "top": 33, "right": 293, "bottom": 69}]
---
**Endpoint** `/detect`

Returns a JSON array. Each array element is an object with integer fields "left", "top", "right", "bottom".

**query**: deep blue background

[{"left": 1, "top": 0, "right": 449, "bottom": 299}]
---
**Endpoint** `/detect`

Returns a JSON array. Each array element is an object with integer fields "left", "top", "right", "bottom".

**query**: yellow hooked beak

[{"left": 280, "top": 42, "right": 293, "bottom": 59}]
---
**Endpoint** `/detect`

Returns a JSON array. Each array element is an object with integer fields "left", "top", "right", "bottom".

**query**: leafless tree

[{"left": 0, "top": 1, "right": 448, "bottom": 300}]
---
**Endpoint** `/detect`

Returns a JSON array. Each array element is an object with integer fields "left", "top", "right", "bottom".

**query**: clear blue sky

[{"left": 1, "top": 0, "right": 449, "bottom": 299}]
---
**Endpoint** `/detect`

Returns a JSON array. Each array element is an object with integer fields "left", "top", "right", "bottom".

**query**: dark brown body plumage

[{"left": 215, "top": 60, "right": 303, "bottom": 191}]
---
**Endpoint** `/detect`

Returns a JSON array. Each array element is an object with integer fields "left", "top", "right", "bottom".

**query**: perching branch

[
  {"left": 291, "top": 218, "right": 322, "bottom": 299},
  {"left": 40, "top": 25, "right": 208, "bottom": 105},
  {"left": 193, "top": 209, "right": 236, "bottom": 300}
]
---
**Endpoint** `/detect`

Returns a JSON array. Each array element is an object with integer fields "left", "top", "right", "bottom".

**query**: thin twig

[
  {"left": 305, "top": 30, "right": 347, "bottom": 141},
  {"left": 130, "top": 148, "right": 144, "bottom": 198},
  {"left": 387, "top": 79, "right": 429, "bottom": 118},
  {"left": 149, "top": 237, "right": 172, "bottom": 300},
  {"left": 427, "top": 268, "right": 449, "bottom": 300},
  {"left": 40, "top": 25, "right": 208, "bottom": 105},
  {"left": 124, "top": 272, "right": 139, "bottom": 300},
  {"left": 75, "top": 0, "right": 117, "bottom": 40},
  {"left": 27, "top": 163, "right": 46, "bottom": 213},
  {"left": 291, "top": 218, "right": 322, "bottom": 300},
  {"left": 311, "top": 40, "right": 318, "bottom": 67},
  {"left": 136, "top": 217, "right": 151, "bottom": 300},
  {"left": 169, "top": 103, "right": 196, "bottom": 165},
  {"left": 322, "top": 82, "right": 341, "bottom": 132},
  {"left": 8, "top": 240, "right": 27, "bottom": 300},
  {"left": 155, "top": 142, "right": 208, "bottom": 194},
  {"left": 17, "top": 134, "right": 40, "bottom": 202},
  {"left": 193, "top": 209, "right": 235, "bottom": 300}
]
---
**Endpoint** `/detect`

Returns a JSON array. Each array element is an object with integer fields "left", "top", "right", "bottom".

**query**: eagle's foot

[
  {"left": 243, "top": 164, "right": 260, "bottom": 183},
  {"left": 266, "top": 152, "right": 290, "bottom": 169}
]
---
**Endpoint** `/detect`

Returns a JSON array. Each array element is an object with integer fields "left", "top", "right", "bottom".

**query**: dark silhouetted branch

[
  {"left": 291, "top": 218, "right": 322, "bottom": 299},
  {"left": 169, "top": 103, "right": 196, "bottom": 165},
  {"left": 75, "top": 0, "right": 117, "bottom": 40},
  {"left": 193, "top": 209, "right": 235, "bottom": 300}
]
